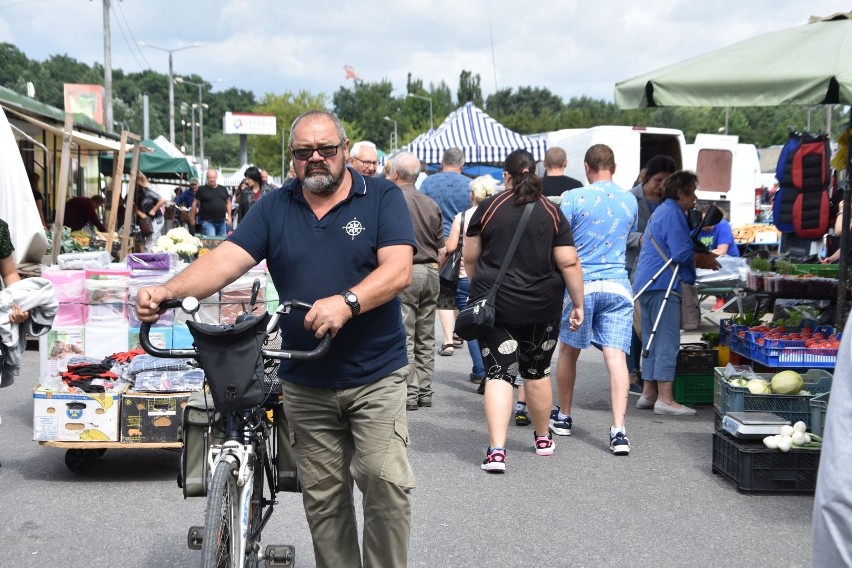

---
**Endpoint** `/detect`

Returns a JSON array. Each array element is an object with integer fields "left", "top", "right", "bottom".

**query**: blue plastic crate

[{"left": 713, "top": 367, "right": 833, "bottom": 428}]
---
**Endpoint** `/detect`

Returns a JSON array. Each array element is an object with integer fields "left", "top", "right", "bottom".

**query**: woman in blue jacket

[{"left": 632, "top": 171, "right": 718, "bottom": 416}]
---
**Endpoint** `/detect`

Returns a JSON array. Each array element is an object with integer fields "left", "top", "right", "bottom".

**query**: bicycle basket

[{"left": 186, "top": 312, "right": 271, "bottom": 411}]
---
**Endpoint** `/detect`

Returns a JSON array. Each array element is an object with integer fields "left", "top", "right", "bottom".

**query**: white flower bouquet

[{"left": 153, "top": 227, "right": 203, "bottom": 261}]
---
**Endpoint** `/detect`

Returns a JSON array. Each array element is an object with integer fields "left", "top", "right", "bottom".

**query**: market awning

[{"left": 4, "top": 107, "right": 130, "bottom": 152}]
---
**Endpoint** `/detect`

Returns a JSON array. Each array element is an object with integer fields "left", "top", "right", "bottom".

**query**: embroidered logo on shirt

[{"left": 343, "top": 218, "right": 365, "bottom": 240}]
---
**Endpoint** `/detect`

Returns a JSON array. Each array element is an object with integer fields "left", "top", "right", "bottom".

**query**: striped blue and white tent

[{"left": 403, "top": 102, "right": 547, "bottom": 164}]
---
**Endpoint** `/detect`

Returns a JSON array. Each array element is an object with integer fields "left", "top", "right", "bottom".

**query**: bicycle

[{"left": 140, "top": 293, "right": 330, "bottom": 568}]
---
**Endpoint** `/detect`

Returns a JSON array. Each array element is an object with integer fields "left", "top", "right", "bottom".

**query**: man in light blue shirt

[{"left": 551, "top": 144, "right": 638, "bottom": 455}]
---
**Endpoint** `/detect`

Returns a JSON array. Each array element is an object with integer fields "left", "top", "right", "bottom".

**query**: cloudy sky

[{"left": 1, "top": 0, "right": 850, "bottom": 104}]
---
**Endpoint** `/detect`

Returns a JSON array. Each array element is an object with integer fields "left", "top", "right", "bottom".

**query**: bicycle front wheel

[{"left": 201, "top": 461, "right": 240, "bottom": 568}]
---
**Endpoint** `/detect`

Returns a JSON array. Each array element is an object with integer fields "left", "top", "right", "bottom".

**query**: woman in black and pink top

[{"left": 463, "top": 149, "right": 585, "bottom": 473}]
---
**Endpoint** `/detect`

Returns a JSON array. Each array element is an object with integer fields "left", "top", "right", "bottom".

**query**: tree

[
  {"left": 249, "top": 90, "right": 328, "bottom": 176},
  {"left": 457, "top": 70, "right": 483, "bottom": 107}
]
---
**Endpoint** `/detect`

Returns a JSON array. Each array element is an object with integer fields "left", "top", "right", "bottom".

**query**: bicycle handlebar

[{"left": 139, "top": 298, "right": 332, "bottom": 361}]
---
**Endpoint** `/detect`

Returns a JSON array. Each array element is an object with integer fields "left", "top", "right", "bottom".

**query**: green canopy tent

[
  {"left": 99, "top": 138, "right": 195, "bottom": 181},
  {"left": 614, "top": 12, "right": 852, "bottom": 326}
]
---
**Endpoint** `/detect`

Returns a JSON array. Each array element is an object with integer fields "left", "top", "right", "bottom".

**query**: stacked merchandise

[
  {"left": 36, "top": 252, "right": 278, "bottom": 444},
  {"left": 710, "top": 364, "right": 831, "bottom": 493}
]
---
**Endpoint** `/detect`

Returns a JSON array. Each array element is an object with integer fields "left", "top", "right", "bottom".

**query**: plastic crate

[
  {"left": 794, "top": 264, "right": 839, "bottom": 278},
  {"left": 673, "top": 373, "right": 715, "bottom": 406},
  {"left": 810, "top": 392, "right": 830, "bottom": 437},
  {"left": 713, "top": 367, "right": 833, "bottom": 428},
  {"left": 676, "top": 343, "right": 716, "bottom": 374},
  {"left": 712, "top": 431, "right": 820, "bottom": 493}
]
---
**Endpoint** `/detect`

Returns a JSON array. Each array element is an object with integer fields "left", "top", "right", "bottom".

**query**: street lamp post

[
  {"left": 383, "top": 116, "right": 398, "bottom": 153},
  {"left": 406, "top": 93, "right": 433, "bottom": 131},
  {"left": 137, "top": 41, "right": 202, "bottom": 146}
]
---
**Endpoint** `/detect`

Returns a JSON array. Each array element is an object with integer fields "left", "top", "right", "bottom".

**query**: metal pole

[
  {"left": 191, "top": 108, "right": 196, "bottom": 159},
  {"left": 103, "top": 0, "right": 113, "bottom": 133},
  {"left": 198, "top": 84, "right": 204, "bottom": 166},
  {"left": 836, "top": 108, "right": 851, "bottom": 328},
  {"left": 167, "top": 52, "right": 175, "bottom": 145},
  {"left": 642, "top": 264, "right": 680, "bottom": 357},
  {"left": 428, "top": 98, "right": 433, "bottom": 131}
]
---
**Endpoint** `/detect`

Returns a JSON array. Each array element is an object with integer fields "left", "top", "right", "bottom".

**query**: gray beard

[{"left": 303, "top": 170, "right": 343, "bottom": 196}]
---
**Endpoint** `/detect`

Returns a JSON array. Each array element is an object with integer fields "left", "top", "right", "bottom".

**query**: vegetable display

[{"left": 763, "top": 422, "right": 822, "bottom": 451}]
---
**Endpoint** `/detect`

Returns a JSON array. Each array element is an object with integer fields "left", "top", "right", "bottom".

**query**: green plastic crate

[
  {"left": 794, "top": 263, "right": 839, "bottom": 278},
  {"left": 673, "top": 373, "right": 715, "bottom": 406},
  {"left": 713, "top": 367, "right": 833, "bottom": 428}
]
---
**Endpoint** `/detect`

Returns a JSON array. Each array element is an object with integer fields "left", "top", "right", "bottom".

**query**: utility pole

[{"left": 102, "top": 0, "right": 113, "bottom": 133}]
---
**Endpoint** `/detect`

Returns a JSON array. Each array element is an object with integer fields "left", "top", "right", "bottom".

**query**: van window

[{"left": 695, "top": 149, "right": 733, "bottom": 193}]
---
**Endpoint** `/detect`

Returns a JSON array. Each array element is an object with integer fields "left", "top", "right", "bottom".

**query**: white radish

[
  {"left": 793, "top": 421, "right": 807, "bottom": 433},
  {"left": 791, "top": 431, "right": 807, "bottom": 446},
  {"left": 763, "top": 435, "right": 780, "bottom": 449},
  {"left": 779, "top": 425, "right": 795, "bottom": 437},
  {"left": 803, "top": 433, "right": 812, "bottom": 444},
  {"left": 778, "top": 436, "right": 793, "bottom": 452}
]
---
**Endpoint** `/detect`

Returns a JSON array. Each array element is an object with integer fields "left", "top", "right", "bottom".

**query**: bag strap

[
  {"left": 491, "top": 202, "right": 535, "bottom": 292},
  {"left": 457, "top": 210, "right": 465, "bottom": 249}
]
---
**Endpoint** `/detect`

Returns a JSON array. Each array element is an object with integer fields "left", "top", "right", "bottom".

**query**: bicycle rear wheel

[{"left": 201, "top": 461, "right": 239, "bottom": 568}]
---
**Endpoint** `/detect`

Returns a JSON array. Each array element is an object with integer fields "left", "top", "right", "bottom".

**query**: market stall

[{"left": 615, "top": 11, "right": 851, "bottom": 497}]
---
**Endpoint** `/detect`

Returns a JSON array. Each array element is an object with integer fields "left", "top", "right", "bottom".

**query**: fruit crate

[
  {"left": 713, "top": 368, "right": 833, "bottom": 428},
  {"left": 673, "top": 372, "right": 715, "bottom": 406},
  {"left": 809, "top": 392, "right": 830, "bottom": 437},
  {"left": 676, "top": 343, "right": 716, "bottom": 374},
  {"left": 712, "top": 431, "right": 820, "bottom": 493}
]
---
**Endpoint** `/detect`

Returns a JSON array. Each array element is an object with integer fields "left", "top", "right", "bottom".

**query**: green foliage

[{"left": 5, "top": 42, "right": 845, "bottom": 170}]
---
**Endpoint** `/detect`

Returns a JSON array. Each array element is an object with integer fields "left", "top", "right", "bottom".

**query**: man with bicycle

[{"left": 137, "top": 110, "right": 416, "bottom": 568}]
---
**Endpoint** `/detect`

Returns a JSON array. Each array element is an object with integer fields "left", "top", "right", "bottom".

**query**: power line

[{"left": 109, "top": 0, "right": 148, "bottom": 71}]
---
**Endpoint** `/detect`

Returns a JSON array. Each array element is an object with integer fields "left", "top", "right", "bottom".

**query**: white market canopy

[{"left": 404, "top": 102, "right": 547, "bottom": 164}]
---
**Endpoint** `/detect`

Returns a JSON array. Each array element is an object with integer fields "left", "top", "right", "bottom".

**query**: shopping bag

[{"left": 439, "top": 249, "right": 462, "bottom": 290}]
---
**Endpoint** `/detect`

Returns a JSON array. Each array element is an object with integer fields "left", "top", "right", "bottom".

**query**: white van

[
  {"left": 684, "top": 134, "right": 762, "bottom": 227},
  {"left": 552, "top": 125, "right": 687, "bottom": 190}
]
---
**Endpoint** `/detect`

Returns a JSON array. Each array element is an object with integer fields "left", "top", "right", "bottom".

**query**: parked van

[
  {"left": 552, "top": 125, "right": 687, "bottom": 190},
  {"left": 684, "top": 134, "right": 762, "bottom": 227}
]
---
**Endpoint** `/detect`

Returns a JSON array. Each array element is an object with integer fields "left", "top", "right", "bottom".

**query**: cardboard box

[
  {"left": 120, "top": 391, "right": 190, "bottom": 443},
  {"left": 33, "top": 388, "right": 121, "bottom": 442}
]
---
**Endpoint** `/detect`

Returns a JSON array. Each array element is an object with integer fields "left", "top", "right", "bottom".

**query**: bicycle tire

[{"left": 201, "top": 461, "right": 239, "bottom": 568}]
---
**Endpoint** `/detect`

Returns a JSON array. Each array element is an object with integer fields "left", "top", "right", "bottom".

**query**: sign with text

[{"left": 223, "top": 112, "right": 277, "bottom": 136}]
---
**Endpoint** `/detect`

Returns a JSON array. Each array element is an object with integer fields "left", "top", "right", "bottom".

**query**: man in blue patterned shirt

[{"left": 550, "top": 144, "right": 638, "bottom": 455}]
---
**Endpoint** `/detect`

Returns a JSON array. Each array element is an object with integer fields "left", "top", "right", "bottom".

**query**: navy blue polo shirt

[{"left": 227, "top": 167, "right": 416, "bottom": 389}]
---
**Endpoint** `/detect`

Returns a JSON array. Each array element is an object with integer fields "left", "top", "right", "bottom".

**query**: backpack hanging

[{"left": 773, "top": 131, "right": 831, "bottom": 238}]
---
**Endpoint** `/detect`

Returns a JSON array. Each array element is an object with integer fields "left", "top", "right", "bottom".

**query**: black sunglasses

[{"left": 290, "top": 142, "right": 344, "bottom": 161}]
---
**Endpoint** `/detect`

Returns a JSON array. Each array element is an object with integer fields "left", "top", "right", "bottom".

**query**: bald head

[{"left": 544, "top": 147, "right": 568, "bottom": 174}]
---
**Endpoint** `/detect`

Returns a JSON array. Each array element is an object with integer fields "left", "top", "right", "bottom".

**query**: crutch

[{"left": 642, "top": 263, "right": 680, "bottom": 358}]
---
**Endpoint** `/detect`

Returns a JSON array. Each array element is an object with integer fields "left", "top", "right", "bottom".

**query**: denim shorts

[{"left": 560, "top": 289, "right": 634, "bottom": 353}]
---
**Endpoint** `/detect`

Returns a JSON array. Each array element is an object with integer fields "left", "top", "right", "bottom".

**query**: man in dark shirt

[
  {"left": 389, "top": 152, "right": 446, "bottom": 410},
  {"left": 64, "top": 195, "right": 106, "bottom": 232},
  {"left": 190, "top": 170, "right": 231, "bottom": 236},
  {"left": 540, "top": 147, "right": 583, "bottom": 197}
]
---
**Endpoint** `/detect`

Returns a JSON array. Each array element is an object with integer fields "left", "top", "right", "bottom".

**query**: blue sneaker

[
  {"left": 549, "top": 408, "right": 572, "bottom": 436},
  {"left": 610, "top": 431, "right": 630, "bottom": 455}
]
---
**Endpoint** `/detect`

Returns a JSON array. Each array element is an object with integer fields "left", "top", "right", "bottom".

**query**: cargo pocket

[{"left": 380, "top": 413, "right": 416, "bottom": 489}]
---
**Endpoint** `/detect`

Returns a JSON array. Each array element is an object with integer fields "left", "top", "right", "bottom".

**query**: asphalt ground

[{"left": 0, "top": 303, "right": 813, "bottom": 567}]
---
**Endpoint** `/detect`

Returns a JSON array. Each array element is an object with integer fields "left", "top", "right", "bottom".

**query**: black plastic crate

[
  {"left": 676, "top": 343, "right": 716, "bottom": 374},
  {"left": 711, "top": 431, "right": 820, "bottom": 493}
]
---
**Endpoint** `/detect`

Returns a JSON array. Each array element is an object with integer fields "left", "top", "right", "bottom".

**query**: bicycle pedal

[
  {"left": 264, "top": 544, "right": 295, "bottom": 567},
  {"left": 187, "top": 526, "right": 203, "bottom": 550}
]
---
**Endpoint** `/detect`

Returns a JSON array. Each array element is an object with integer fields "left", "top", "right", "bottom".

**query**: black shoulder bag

[
  {"left": 454, "top": 202, "right": 534, "bottom": 341},
  {"left": 439, "top": 210, "right": 465, "bottom": 290}
]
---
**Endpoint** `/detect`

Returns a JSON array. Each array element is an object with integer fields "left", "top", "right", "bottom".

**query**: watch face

[{"left": 345, "top": 292, "right": 357, "bottom": 303}]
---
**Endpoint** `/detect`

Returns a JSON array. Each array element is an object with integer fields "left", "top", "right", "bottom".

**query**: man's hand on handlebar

[
  {"left": 136, "top": 286, "right": 176, "bottom": 322},
  {"left": 304, "top": 295, "right": 352, "bottom": 338}
]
